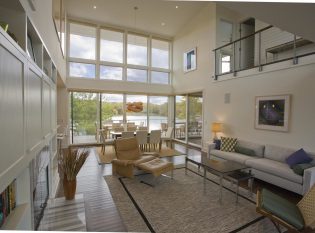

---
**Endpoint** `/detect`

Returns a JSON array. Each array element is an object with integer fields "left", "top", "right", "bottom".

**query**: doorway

[
  {"left": 238, "top": 18, "right": 255, "bottom": 70},
  {"left": 175, "top": 92, "right": 203, "bottom": 147}
]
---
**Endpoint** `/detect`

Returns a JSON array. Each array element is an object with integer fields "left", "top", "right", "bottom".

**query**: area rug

[
  {"left": 97, "top": 146, "right": 183, "bottom": 164},
  {"left": 104, "top": 167, "right": 281, "bottom": 233}
]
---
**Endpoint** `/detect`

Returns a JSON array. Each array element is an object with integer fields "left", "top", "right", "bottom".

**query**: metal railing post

[
  {"left": 214, "top": 50, "right": 218, "bottom": 80},
  {"left": 233, "top": 42, "right": 236, "bottom": 77},
  {"left": 258, "top": 32, "right": 263, "bottom": 71},
  {"left": 293, "top": 35, "right": 298, "bottom": 65}
]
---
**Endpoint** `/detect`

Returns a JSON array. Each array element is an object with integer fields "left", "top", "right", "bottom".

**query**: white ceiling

[{"left": 64, "top": 0, "right": 208, "bottom": 38}]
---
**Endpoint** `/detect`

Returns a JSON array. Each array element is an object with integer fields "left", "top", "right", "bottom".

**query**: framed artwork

[
  {"left": 255, "top": 95, "right": 291, "bottom": 132},
  {"left": 183, "top": 47, "right": 196, "bottom": 72},
  {"left": 27, "top": 34, "right": 36, "bottom": 62}
]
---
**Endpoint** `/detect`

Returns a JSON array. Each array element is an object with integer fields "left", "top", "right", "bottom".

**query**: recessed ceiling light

[
  {"left": 93, "top": 5, "right": 97, "bottom": 9},
  {"left": 161, "top": 22, "right": 166, "bottom": 26},
  {"left": 175, "top": 6, "right": 179, "bottom": 9}
]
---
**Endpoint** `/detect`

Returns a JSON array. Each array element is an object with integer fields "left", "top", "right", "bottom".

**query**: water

[{"left": 110, "top": 115, "right": 168, "bottom": 130}]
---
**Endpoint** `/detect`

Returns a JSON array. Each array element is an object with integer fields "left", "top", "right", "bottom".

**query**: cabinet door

[
  {"left": 0, "top": 43, "right": 24, "bottom": 175},
  {"left": 42, "top": 80, "right": 51, "bottom": 136},
  {"left": 26, "top": 65, "right": 42, "bottom": 150}
]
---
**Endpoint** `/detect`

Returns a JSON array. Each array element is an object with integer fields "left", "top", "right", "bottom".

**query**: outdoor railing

[{"left": 213, "top": 25, "right": 315, "bottom": 80}]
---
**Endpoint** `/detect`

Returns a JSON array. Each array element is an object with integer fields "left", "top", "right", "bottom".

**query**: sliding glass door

[
  {"left": 188, "top": 93, "right": 203, "bottom": 146},
  {"left": 175, "top": 95, "right": 187, "bottom": 142},
  {"left": 174, "top": 92, "right": 203, "bottom": 147},
  {"left": 71, "top": 92, "right": 99, "bottom": 143}
]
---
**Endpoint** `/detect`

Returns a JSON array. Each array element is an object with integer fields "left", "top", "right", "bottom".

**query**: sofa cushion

[
  {"left": 292, "top": 163, "right": 314, "bottom": 176},
  {"left": 235, "top": 145, "right": 256, "bottom": 157},
  {"left": 246, "top": 158, "right": 303, "bottom": 184},
  {"left": 286, "top": 148, "right": 313, "bottom": 168},
  {"left": 221, "top": 137, "right": 237, "bottom": 152},
  {"left": 211, "top": 150, "right": 258, "bottom": 164},
  {"left": 237, "top": 140, "right": 265, "bottom": 157},
  {"left": 264, "top": 144, "right": 296, "bottom": 162}
]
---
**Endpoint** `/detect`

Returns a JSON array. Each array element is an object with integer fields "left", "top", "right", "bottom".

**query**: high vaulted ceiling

[{"left": 64, "top": 0, "right": 208, "bottom": 38}]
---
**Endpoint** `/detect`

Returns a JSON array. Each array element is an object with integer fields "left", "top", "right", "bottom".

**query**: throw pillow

[
  {"left": 220, "top": 137, "right": 237, "bottom": 152},
  {"left": 235, "top": 145, "right": 256, "bottom": 156},
  {"left": 292, "top": 163, "right": 314, "bottom": 176},
  {"left": 286, "top": 148, "right": 313, "bottom": 168},
  {"left": 213, "top": 139, "right": 221, "bottom": 150}
]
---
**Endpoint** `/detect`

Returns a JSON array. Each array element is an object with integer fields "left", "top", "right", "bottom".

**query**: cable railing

[{"left": 213, "top": 25, "right": 315, "bottom": 80}]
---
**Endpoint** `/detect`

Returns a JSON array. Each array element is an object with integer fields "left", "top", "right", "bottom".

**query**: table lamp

[{"left": 211, "top": 122, "right": 222, "bottom": 140}]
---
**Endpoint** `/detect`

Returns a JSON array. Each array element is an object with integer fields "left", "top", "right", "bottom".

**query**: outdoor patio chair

[{"left": 161, "top": 127, "right": 174, "bottom": 148}]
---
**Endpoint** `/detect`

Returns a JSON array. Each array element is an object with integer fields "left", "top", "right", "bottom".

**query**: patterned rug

[
  {"left": 96, "top": 146, "right": 182, "bottom": 164},
  {"left": 104, "top": 166, "right": 281, "bottom": 233}
]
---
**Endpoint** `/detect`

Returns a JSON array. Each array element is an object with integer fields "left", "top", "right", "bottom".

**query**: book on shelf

[{"left": 0, "top": 179, "right": 16, "bottom": 228}]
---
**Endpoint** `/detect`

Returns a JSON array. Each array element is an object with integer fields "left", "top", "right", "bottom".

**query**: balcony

[{"left": 214, "top": 25, "right": 315, "bottom": 80}]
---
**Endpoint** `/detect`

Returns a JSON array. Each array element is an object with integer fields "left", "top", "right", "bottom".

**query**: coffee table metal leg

[
  {"left": 203, "top": 166, "right": 206, "bottom": 184},
  {"left": 236, "top": 181, "right": 239, "bottom": 204},
  {"left": 185, "top": 158, "right": 188, "bottom": 175}
]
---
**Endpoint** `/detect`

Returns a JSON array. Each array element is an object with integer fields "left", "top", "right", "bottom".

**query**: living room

[{"left": 0, "top": 0, "right": 315, "bottom": 232}]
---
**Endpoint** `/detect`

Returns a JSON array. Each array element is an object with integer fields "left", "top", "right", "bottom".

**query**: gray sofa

[{"left": 207, "top": 140, "right": 315, "bottom": 195}]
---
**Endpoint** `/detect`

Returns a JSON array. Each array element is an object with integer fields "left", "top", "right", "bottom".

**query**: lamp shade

[{"left": 211, "top": 122, "right": 222, "bottom": 132}]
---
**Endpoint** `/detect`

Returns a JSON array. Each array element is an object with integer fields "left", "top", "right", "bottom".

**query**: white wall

[
  {"left": 20, "top": 0, "right": 66, "bottom": 81},
  {"left": 173, "top": 3, "right": 315, "bottom": 152}
]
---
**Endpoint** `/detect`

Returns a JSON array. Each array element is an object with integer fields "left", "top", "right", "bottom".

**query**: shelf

[
  {"left": 0, "top": 0, "right": 26, "bottom": 51},
  {"left": 27, "top": 18, "right": 43, "bottom": 69},
  {"left": 1, "top": 203, "right": 29, "bottom": 230}
]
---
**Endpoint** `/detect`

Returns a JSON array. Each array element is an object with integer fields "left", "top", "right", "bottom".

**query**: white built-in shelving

[{"left": 0, "top": 0, "right": 58, "bottom": 230}]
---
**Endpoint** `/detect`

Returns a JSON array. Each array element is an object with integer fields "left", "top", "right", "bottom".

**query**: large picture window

[
  {"left": 127, "top": 34, "right": 148, "bottom": 66},
  {"left": 69, "top": 23, "right": 96, "bottom": 60},
  {"left": 152, "top": 39, "right": 169, "bottom": 69},
  {"left": 68, "top": 21, "right": 171, "bottom": 83},
  {"left": 100, "top": 29, "right": 123, "bottom": 63},
  {"left": 70, "top": 92, "right": 170, "bottom": 144}
]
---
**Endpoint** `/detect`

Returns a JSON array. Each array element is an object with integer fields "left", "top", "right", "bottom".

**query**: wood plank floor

[{"left": 53, "top": 142, "right": 302, "bottom": 232}]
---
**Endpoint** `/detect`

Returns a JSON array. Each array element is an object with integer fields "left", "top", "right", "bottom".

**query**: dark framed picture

[
  {"left": 255, "top": 95, "right": 291, "bottom": 132},
  {"left": 183, "top": 47, "right": 196, "bottom": 72},
  {"left": 27, "top": 34, "right": 36, "bottom": 63}
]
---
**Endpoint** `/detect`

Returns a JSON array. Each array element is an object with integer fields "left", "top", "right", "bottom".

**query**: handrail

[{"left": 213, "top": 25, "right": 273, "bottom": 51}]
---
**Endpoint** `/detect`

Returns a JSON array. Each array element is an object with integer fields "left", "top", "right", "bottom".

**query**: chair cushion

[
  {"left": 133, "top": 155, "right": 156, "bottom": 166},
  {"left": 261, "top": 189, "right": 304, "bottom": 230},
  {"left": 286, "top": 149, "right": 313, "bottom": 168},
  {"left": 115, "top": 138, "right": 141, "bottom": 160},
  {"left": 246, "top": 158, "right": 303, "bottom": 184},
  {"left": 220, "top": 137, "right": 237, "bottom": 152}
]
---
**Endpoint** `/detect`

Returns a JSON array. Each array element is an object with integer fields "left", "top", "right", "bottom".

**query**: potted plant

[{"left": 59, "top": 148, "right": 89, "bottom": 200}]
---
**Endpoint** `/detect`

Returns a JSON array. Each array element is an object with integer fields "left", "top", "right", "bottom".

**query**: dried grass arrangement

[{"left": 60, "top": 148, "right": 89, "bottom": 181}]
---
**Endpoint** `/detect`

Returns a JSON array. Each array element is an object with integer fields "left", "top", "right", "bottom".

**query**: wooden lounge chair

[{"left": 256, "top": 185, "right": 315, "bottom": 233}]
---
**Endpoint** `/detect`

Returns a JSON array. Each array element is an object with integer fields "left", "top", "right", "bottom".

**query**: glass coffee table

[{"left": 185, "top": 155, "right": 254, "bottom": 204}]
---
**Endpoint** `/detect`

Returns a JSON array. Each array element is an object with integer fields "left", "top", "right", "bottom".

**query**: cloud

[
  {"left": 70, "top": 35, "right": 95, "bottom": 59},
  {"left": 100, "top": 66, "right": 122, "bottom": 80},
  {"left": 70, "top": 62, "right": 95, "bottom": 78},
  {"left": 100, "top": 40, "right": 123, "bottom": 63}
]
